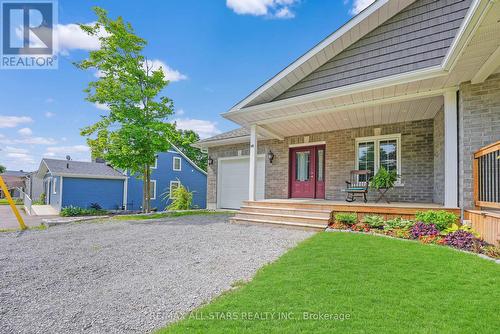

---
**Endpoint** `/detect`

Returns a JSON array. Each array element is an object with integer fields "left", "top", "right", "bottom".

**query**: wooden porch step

[
  {"left": 243, "top": 200, "right": 331, "bottom": 211},
  {"left": 236, "top": 211, "right": 329, "bottom": 226},
  {"left": 240, "top": 205, "right": 331, "bottom": 218},
  {"left": 230, "top": 217, "right": 327, "bottom": 230}
]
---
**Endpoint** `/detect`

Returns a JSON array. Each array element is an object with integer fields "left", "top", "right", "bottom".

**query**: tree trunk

[{"left": 145, "top": 164, "right": 151, "bottom": 213}]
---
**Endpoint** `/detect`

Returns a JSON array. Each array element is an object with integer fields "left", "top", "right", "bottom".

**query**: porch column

[
  {"left": 249, "top": 124, "right": 257, "bottom": 201},
  {"left": 443, "top": 90, "right": 458, "bottom": 207}
]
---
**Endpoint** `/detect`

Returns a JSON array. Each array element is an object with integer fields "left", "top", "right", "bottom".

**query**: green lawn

[
  {"left": 0, "top": 198, "right": 23, "bottom": 205},
  {"left": 113, "top": 210, "right": 232, "bottom": 221},
  {"left": 159, "top": 232, "right": 500, "bottom": 334}
]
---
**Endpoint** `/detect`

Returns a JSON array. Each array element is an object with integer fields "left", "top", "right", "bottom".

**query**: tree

[
  {"left": 0, "top": 164, "right": 5, "bottom": 174},
  {"left": 76, "top": 7, "right": 177, "bottom": 213},
  {"left": 172, "top": 129, "right": 207, "bottom": 171}
]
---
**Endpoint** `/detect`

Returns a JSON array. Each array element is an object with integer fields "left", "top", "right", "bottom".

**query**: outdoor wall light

[
  {"left": 208, "top": 156, "right": 214, "bottom": 166},
  {"left": 267, "top": 150, "right": 275, "bottom": 164}
]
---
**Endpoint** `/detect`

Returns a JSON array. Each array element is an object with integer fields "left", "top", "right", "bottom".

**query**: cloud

[
  {"left": 349, "top": 0, "right": 376, "bottom": 15},
  {"left": 45, "top": 111, "right": 55, "bottom": 118},
  {"left": 0, "top": 146, "right": 35, "bottom": 171},
  {"left": 0, "top": 136, "right": 57, "bottom": 145},
  {"left": 94, "top": 102, "right": 110, "bottom": 111},
  {"left": 45, "top": 98, "right": 55, "bottom": 103},
  {"left": 44, "top": 145, "right": 90, "bottom": 161},
  {"left": 144, "top": 59, "right": 188, "bottom": 82},
  {"left": 18, "top": 127, "right": 33, "bottom": 136},
  {"left": 176, "top": 109, "right": 185, "bottom": 116},
  {"left": 226, "top": 0, "right": 299, "bottom": 18},
  {"left": 0, "top": 115, "right": 33, "bottom": 128},
  {"left": 54, "top": 22, "right": 107, "bottom": 55},
  {"left": 174, "top": 118, "right": 221, "bottom": 139}
]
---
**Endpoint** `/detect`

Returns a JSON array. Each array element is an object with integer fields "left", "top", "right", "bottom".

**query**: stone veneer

[
  {"left": 207, "top": 118, "right": 439, "bottom": 208},
  {"left": 459, "top": 73, "right": 500, "bottom": 209}
]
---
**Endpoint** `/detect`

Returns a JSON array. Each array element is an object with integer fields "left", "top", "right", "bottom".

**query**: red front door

[{"left": 289, "top": 145, "right": 325, "bottom": 199}]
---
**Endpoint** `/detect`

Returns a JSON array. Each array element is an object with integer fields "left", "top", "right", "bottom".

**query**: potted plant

[{"left": 369, "top": 167, "right": 398, "bottom": 203}]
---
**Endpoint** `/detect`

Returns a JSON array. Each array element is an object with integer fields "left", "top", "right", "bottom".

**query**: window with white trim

[
  {"left": 151, "top": 157, "right": 158, "bottom": 169},
  {"left": 52, "top": 177, "right": 57, "bottom": 194},
  {"left": 169, "top": 180, "right": 180, "bottom": 199},
  {"left": 355, "top": 134, "right": 401, "bottom": 183},
  {"left": 149, "top": 180, "right": 157, "bottom": 200},
  {"left": 173, "top": 156, "right": 181, "bottom": 171}
]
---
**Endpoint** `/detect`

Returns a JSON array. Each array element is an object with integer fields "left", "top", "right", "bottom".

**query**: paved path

[
  {"left": 0, "top": 205, "right": 50, "bottom": 229},
  {"left": 0, "top": 214, "right": 314, "bottom": 333}
]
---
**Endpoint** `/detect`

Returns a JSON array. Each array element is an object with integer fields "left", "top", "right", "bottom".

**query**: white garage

[{"left": 217, "top": 156, "right": 265, "bottom": 209}]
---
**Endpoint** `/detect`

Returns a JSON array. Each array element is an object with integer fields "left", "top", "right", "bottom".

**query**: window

[
  {"left": 149, "top": 180, "right": 156, "bottom": 200},
  {"left": 170, "top": 180, "right": 180, "bottom": 198},
  {"left": 52, "top": 177, "right": 57, "bottom": 194},
  {"left": 173, "top": 156, "right": 182, "bottom": 171},
  {"left": 317, "top": 148, "right": 324, "bottom": 182},
  {"left": 355, "top": 134, "right": 401, "bottom": 183},
  {"left": 295, "top": 151, "right": 310, "bottom": 181},
  {"left": 151, "top": 157, "right": 158, "bottom": 169}
]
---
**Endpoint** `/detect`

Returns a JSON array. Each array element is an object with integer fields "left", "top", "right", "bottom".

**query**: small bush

[
  {"left": 482, "top": 245, "right": 500, "bottom": 259},
  {"left": 351, "top": 223, "right": 370, "bottom": 232},
  {"left": 334, "top": 213, "right": 357, "bottom": 225},
  {"left": 415, "top": 210, "right": 458, "bottom": 231},
  {"left": 410, "top": 222, "right": 439, "bottom": 239},
  {"left": 362, "top": 215, "right": 385, "bottom": 228},
  {"left": 60, "top": 206, "right": 107, "bottom": 217},
  {"left": 441, "top": 223, "right": 479, "bottom": 237},
  {"left": 162, "top": 181, "right": 194, "bottom": 211},
  {"left": 384, "top": 217, "right": 414, "bottom": 230},
  {"left": 443, "top": 230, "right": 481, "bottom": 251},
  {"left": 89, "top": 202, "right": 102, "bottom": 210}
]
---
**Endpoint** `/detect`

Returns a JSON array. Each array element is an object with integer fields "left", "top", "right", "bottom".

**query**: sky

[{"left": 0, "top": 0, "right": 374, "bottom": 172}]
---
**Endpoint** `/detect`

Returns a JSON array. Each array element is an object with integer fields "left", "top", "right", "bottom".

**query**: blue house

[
  {"left": 126, "top": 145, "right": 207, "bottom": 211},
  {"left": 37, "top": 158, "right": 127, "bottom": 211},
  {"left": 36, "top": 144, "right": 207, "bottom": 213}
]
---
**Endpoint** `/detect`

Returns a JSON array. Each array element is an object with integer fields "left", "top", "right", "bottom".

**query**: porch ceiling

[{"left": 260, "top": 96, "right": 443, "bottom": 137}]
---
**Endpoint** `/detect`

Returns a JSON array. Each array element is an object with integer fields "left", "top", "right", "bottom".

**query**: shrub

[
  {"left": 386, "top": 227, "right": 411, "bottom": 239},
  {"left": 384, "top": 217, "right": 414, "bottom": 230},
  {"left": 410, "top": 222, "right": 439, "bottom": 239},
  {"left": 418, "top": 235, "right": 443, "bottom": 245},
  {"left": 351, "top": 223, "right": 370, "bottom": 232},
  {"left": 482, "top": 245, "right": 500, "bottom": 259},
  {"left": 362, "top": 215, "right": 385, "bottom": 228},
  {"left": 443, "top": 230, "right": 483, "bottom": 251},
  {"left": 162, "top": 182, "right": 194, "bottom": 211},
  {"left": 60, "top": 206, "right": 107, "bottom": 217},
  {"left": 441, "top": 223, "right": 479, "bottom": 237},
  {"left": 369, "top": 166, "right": 398, "bottom": 190},
  {"left": 90, "top": 202, "right": 102, "bottom": 210},
  {"left": 414, "top": 210, "right": 458, "bottom": 231},
  {"left": 334, "top": 212, "right": 357, "bottom": 225}
]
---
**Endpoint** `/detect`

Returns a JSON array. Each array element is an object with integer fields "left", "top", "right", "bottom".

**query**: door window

[
  {"left": 317, "top": 149, "right": 324, "bottom": 182},
  {"left": 295, "top": 151, "right": 310, "bottom": 181}
]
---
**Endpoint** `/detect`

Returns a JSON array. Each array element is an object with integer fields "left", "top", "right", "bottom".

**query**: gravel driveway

[{"left": 0, "top": 214, "right": 314, "bottom": 333}]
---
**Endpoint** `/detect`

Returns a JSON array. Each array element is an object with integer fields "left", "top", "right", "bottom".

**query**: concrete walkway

[{"left": 0, "top": 205, "right": 55, "bottom": 229}]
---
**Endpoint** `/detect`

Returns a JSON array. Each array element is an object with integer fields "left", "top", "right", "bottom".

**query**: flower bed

[{"left": 330, "top": 211, "right": 500, "bottom": 260}]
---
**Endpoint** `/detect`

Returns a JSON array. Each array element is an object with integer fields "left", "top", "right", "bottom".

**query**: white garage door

[{"left": 218, "top": 156, "right": 265, "bottom": 209}]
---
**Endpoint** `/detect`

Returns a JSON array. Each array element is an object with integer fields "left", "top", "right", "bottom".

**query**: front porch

[{"left": 231, "top": 199, "right": 460, "bottom": 230}]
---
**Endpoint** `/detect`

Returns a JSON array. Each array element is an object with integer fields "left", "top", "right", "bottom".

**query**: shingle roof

[
  {"left": 42, "top": 159, "right": 125, "bottom": 178},
  {"left": 1, "top": 170, "right": 29, "bottom": 177},
  {"left": 197, "top": 127, "right": 249, "bottom": 144}
]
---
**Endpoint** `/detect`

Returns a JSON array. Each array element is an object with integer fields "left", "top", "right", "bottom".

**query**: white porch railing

[{"left": 18, "top": 187, "right": 33, "bottom": 216}]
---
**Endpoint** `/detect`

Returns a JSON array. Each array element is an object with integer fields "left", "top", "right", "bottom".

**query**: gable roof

[
  {"left": 227, "top": 0, "right": 483, "bottom": 113},
  {"left": 40, "top": 158, "right": 126, "bottom": 179},
  {"left": 229, "top": 0, "right": 417, "bottom": 110},
  {"left": 196, "top": 128, "right": 250, "bottom": 145},
  {"left": 169, "top": 143, "right": 207, "bottom": 175},
  {"left": 274, "top": 0, "right": 472, "bottom": 101}
]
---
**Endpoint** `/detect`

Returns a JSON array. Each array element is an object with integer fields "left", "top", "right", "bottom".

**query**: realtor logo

[{"left": 1, "top": 0, "right": 58, "bottom": 69}]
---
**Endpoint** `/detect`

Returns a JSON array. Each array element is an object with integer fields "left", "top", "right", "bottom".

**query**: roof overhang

[{"left": 55, "top": 173, "right": 127, "bottom": 180}]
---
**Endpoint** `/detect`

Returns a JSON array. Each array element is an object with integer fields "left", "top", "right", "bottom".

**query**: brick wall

[
  {"left": 207, "top": 118, "right": 438, "bottom": 207},
  {"left": 433, "top": 108, "right": 445, "bottom": 204},
  {"left": 459, "top": 74, "right": 500, "bottom": 209}
]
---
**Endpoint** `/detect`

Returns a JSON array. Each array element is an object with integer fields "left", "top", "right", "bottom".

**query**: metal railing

[
  {"left": 473, "top": 140, "right": 500, "bottom": 209},
  {"left": 17, "top": 187, "right": 33, "bottom": 216}
]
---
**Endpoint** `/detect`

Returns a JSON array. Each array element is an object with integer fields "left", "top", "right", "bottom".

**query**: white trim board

[{"left": 289, "top": 141, "right": 326, "bottom": 148}]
